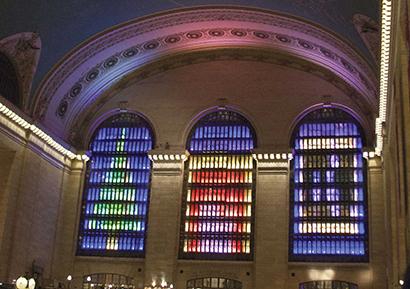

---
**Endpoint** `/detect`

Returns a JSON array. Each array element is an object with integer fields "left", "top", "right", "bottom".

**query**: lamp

[
  {"left": 86, "top": 276, "right": 91, "bottom": 289},
  {"left": 67, "top": 275, "right": 72, "bottom": 289},
  {"left": 15, "top": 276, "right": 35, "bottom": 289}
]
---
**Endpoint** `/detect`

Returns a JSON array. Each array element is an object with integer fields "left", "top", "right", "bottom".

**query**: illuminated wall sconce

[{"left": 15, "top": 276, "right": 36, "bottom": 289}]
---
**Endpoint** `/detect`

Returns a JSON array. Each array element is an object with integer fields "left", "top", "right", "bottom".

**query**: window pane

[
  {"left": 289, "top": 108, "right": 369, "bottom": 262},
  {"left": 77, "top": 113, "right": 154, "bottom": 257},
  {"left": 186, "top": 278, "right": 242, "bottom": 289},
  {"left": 299, "top": 281, "right": 357, "bottom": 289},
  {"left": 179, "top": 111, "right": 256, "bottom": 261}
]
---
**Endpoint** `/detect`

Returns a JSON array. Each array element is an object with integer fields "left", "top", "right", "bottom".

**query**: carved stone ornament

[
  {"left": 32, "top": 7, "right": 378, "bottom": 141},
  {"left": 0, "top": 31, "right": 41, "bottom": 109},
  {"left": 352, "top": 14, "right": 380, "bottom": 62}
]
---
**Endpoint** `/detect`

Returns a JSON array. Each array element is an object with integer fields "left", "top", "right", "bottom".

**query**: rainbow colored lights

[
  {"left": 77, "top": 114, "right": 152, "bottom": 257},
  {"left": 180, "top": 111, "right": 256, "bottom": 260},
  {"left": 290, "top": 109, "right": 368, "bottom": 262}
]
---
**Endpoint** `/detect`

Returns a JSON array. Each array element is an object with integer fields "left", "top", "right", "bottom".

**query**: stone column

[
  {"left": 53, "top": 155, "right": 88, "bottom": 283},
  {"left": 367, "top": 155, "right": 389, "bottom": 288},
  {"left": 144, "top": 149, "right": 189, "bottom": 288},
  {"left": 252, "top": 151, "right": 291, "bottom": 289}
]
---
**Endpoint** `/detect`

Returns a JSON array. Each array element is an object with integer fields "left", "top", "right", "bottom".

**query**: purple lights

[{"left": 289, "top": 108, "right": 368, "bottom": 262}]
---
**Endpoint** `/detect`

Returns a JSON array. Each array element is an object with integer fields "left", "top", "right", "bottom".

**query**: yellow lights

[
  {"left": 149, "top": 154, "right": 186, "bottom": 161},
  {"left": 253, "top": 153, "right": 291, "bottom": 161},
  {"left": 0, "top": 102, "right": 88, "bottom": 161},
  {"left": 308, "top": 269, "right": 335, "bottom": 280},
  {"left": 144, "top": 281, "right": 173, "bottom": 289},
  {"left": 377, "top": 0, "right": 392, "bottom": 154}
]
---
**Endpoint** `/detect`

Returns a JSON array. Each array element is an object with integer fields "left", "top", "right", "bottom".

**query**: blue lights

[
  {"left": 77, "top": 114, "right": 153, "bottom": 257},
  {"left": 289, "top": 108, "right": 368, "bottom": 262},
  {"left": 190, "top": 125, "right": 254, "bottom": 152}
]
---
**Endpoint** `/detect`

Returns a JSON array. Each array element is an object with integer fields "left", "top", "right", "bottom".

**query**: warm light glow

[
  {"left": 0, "top": 102, "right": 84, "bottom": 160},
  {"left": 16, "top": 277, "right": 28, "bottom": 289},
  {"left": 67, "top": 275, "right": 72, "bottom": 281},
  {"left": 399, "top": 280, "right": 404, "bottom": 286},
  {"left": 28, "top": 279, "right": 36, "bottom": 289},
  {"left": 377, "top": 0, "right": 392, "bottom": 154},
  {"left": 308, "top": 269, "right": 335, "bottom": 280}
]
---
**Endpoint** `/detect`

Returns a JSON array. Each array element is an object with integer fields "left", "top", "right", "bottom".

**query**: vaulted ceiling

[
  {"left": 1, "top": 2, "right": 380, "bottom": 146},
  {"left": 2, "top": 0, "right": 379, "bottom": 93}
]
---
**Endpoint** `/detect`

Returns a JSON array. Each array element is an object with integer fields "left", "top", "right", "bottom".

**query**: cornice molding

[{"left": 69, "top": 48, "right": 376, "bottom": 148}]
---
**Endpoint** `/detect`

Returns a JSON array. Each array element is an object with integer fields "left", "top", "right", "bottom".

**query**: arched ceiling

[
  {"left": 2, "top": 1, "right": 378, "bottom": 96},
  {"left": 27, "top": 7, "right": 378, "bottom": 142}
]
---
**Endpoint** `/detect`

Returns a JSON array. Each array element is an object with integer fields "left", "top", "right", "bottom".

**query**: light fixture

[
  {"left": 399, "top": 279, "right": 404, "bottom": 285},
  {"left": 143, "top": 281, "right": 173, "bottom": 289},
  {"left": 67, "top": 275, "right": 72, "bottom": 289},
  {"left": 0, "top": 101, "right": 88, "bottom": 161},
  {"left": 15, "top": 276, "right": 35, "bottom": 289},
  {"left": 376, "top": 0, "right": 392, "bottom": 155}
]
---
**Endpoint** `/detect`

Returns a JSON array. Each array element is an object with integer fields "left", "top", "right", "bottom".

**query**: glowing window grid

[
  {"left": 187, "top": 277, "right": 242, "bottom": 289},
  {"left": 300, "top": 280, "right": 358, "bottom": 289},
  {"left": 77, "top": 114, "right": 154, "bottom": 257},
  {"left": 289, "top": 108, "right": 369, "bottom": 262},
  {"left": 179, "top": 111, "right": 256, "bottom": 261}
]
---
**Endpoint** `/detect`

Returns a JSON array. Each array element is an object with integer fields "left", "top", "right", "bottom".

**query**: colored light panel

[
  {"left": 77, "top": 114, "right": 153, "bottom": 257},
  {"left": 180, "top": 111, "right": 256, "bottom": 261},
  {"left": 289, "top": 108, "right": 368, "bottom": 262}
]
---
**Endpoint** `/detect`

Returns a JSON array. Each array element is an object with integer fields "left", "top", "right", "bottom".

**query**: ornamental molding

[
  {"left": 56, "top": 28, "right": 377, "bottom": 121},
  {"left": 32, "top": 7, "right": 378, "bottom": 137},
  {"left": 0, "top": 32, "right": 41, "bottom": 109},
  {"left": 69, "top": 48, "right": 375, "bottom": 148}
]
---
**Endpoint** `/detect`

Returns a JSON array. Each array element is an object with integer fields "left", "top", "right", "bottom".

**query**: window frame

[
  {"left": 76, "top": 113, "right": 155, "bottom": 258},
  {"left": 179, "top": 110, "right": 257, "bottom": 261},
  {"left": 288, "top": 107, "right": 369, "bottom": 263}
]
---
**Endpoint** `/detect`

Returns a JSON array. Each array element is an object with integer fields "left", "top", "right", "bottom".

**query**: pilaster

[
  {"left": 143, "top": 149, "right": 189, "bottom": 288},
  {"left": 252, "top": 150, "right": 291, "bottom": 289}
]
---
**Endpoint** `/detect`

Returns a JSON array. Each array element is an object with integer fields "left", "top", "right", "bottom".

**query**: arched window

[
  {"left": 289, "top": 108, "right": 368, "bottom": 262},
  {"left": 0, "top": 51, "right": 20, "bottom": 107},
  {"left": 300, "top": 280, "right": 358, "bottom": 289},
  {"left": 179, "top": 110, "right": 257, "bottom": 261},
  {"left": 187, "top": 277, "right": 242, "bottom": 289},
  {"left": 77, "top": 113, "right": 154, "bottom": 257}
]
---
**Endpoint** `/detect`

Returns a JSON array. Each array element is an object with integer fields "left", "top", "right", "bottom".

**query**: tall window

[
  {"left": 0, "top": 52, "right": 20, "bottom": 107},
  {"left": 77, "top": 113, "right": 154, "bottom": 257},
  {"left": 179, "top": 110, "right": 256, "bottom": 261},
  {"left": 289, "top": 108, "right": 368, "bottom": 262}
]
